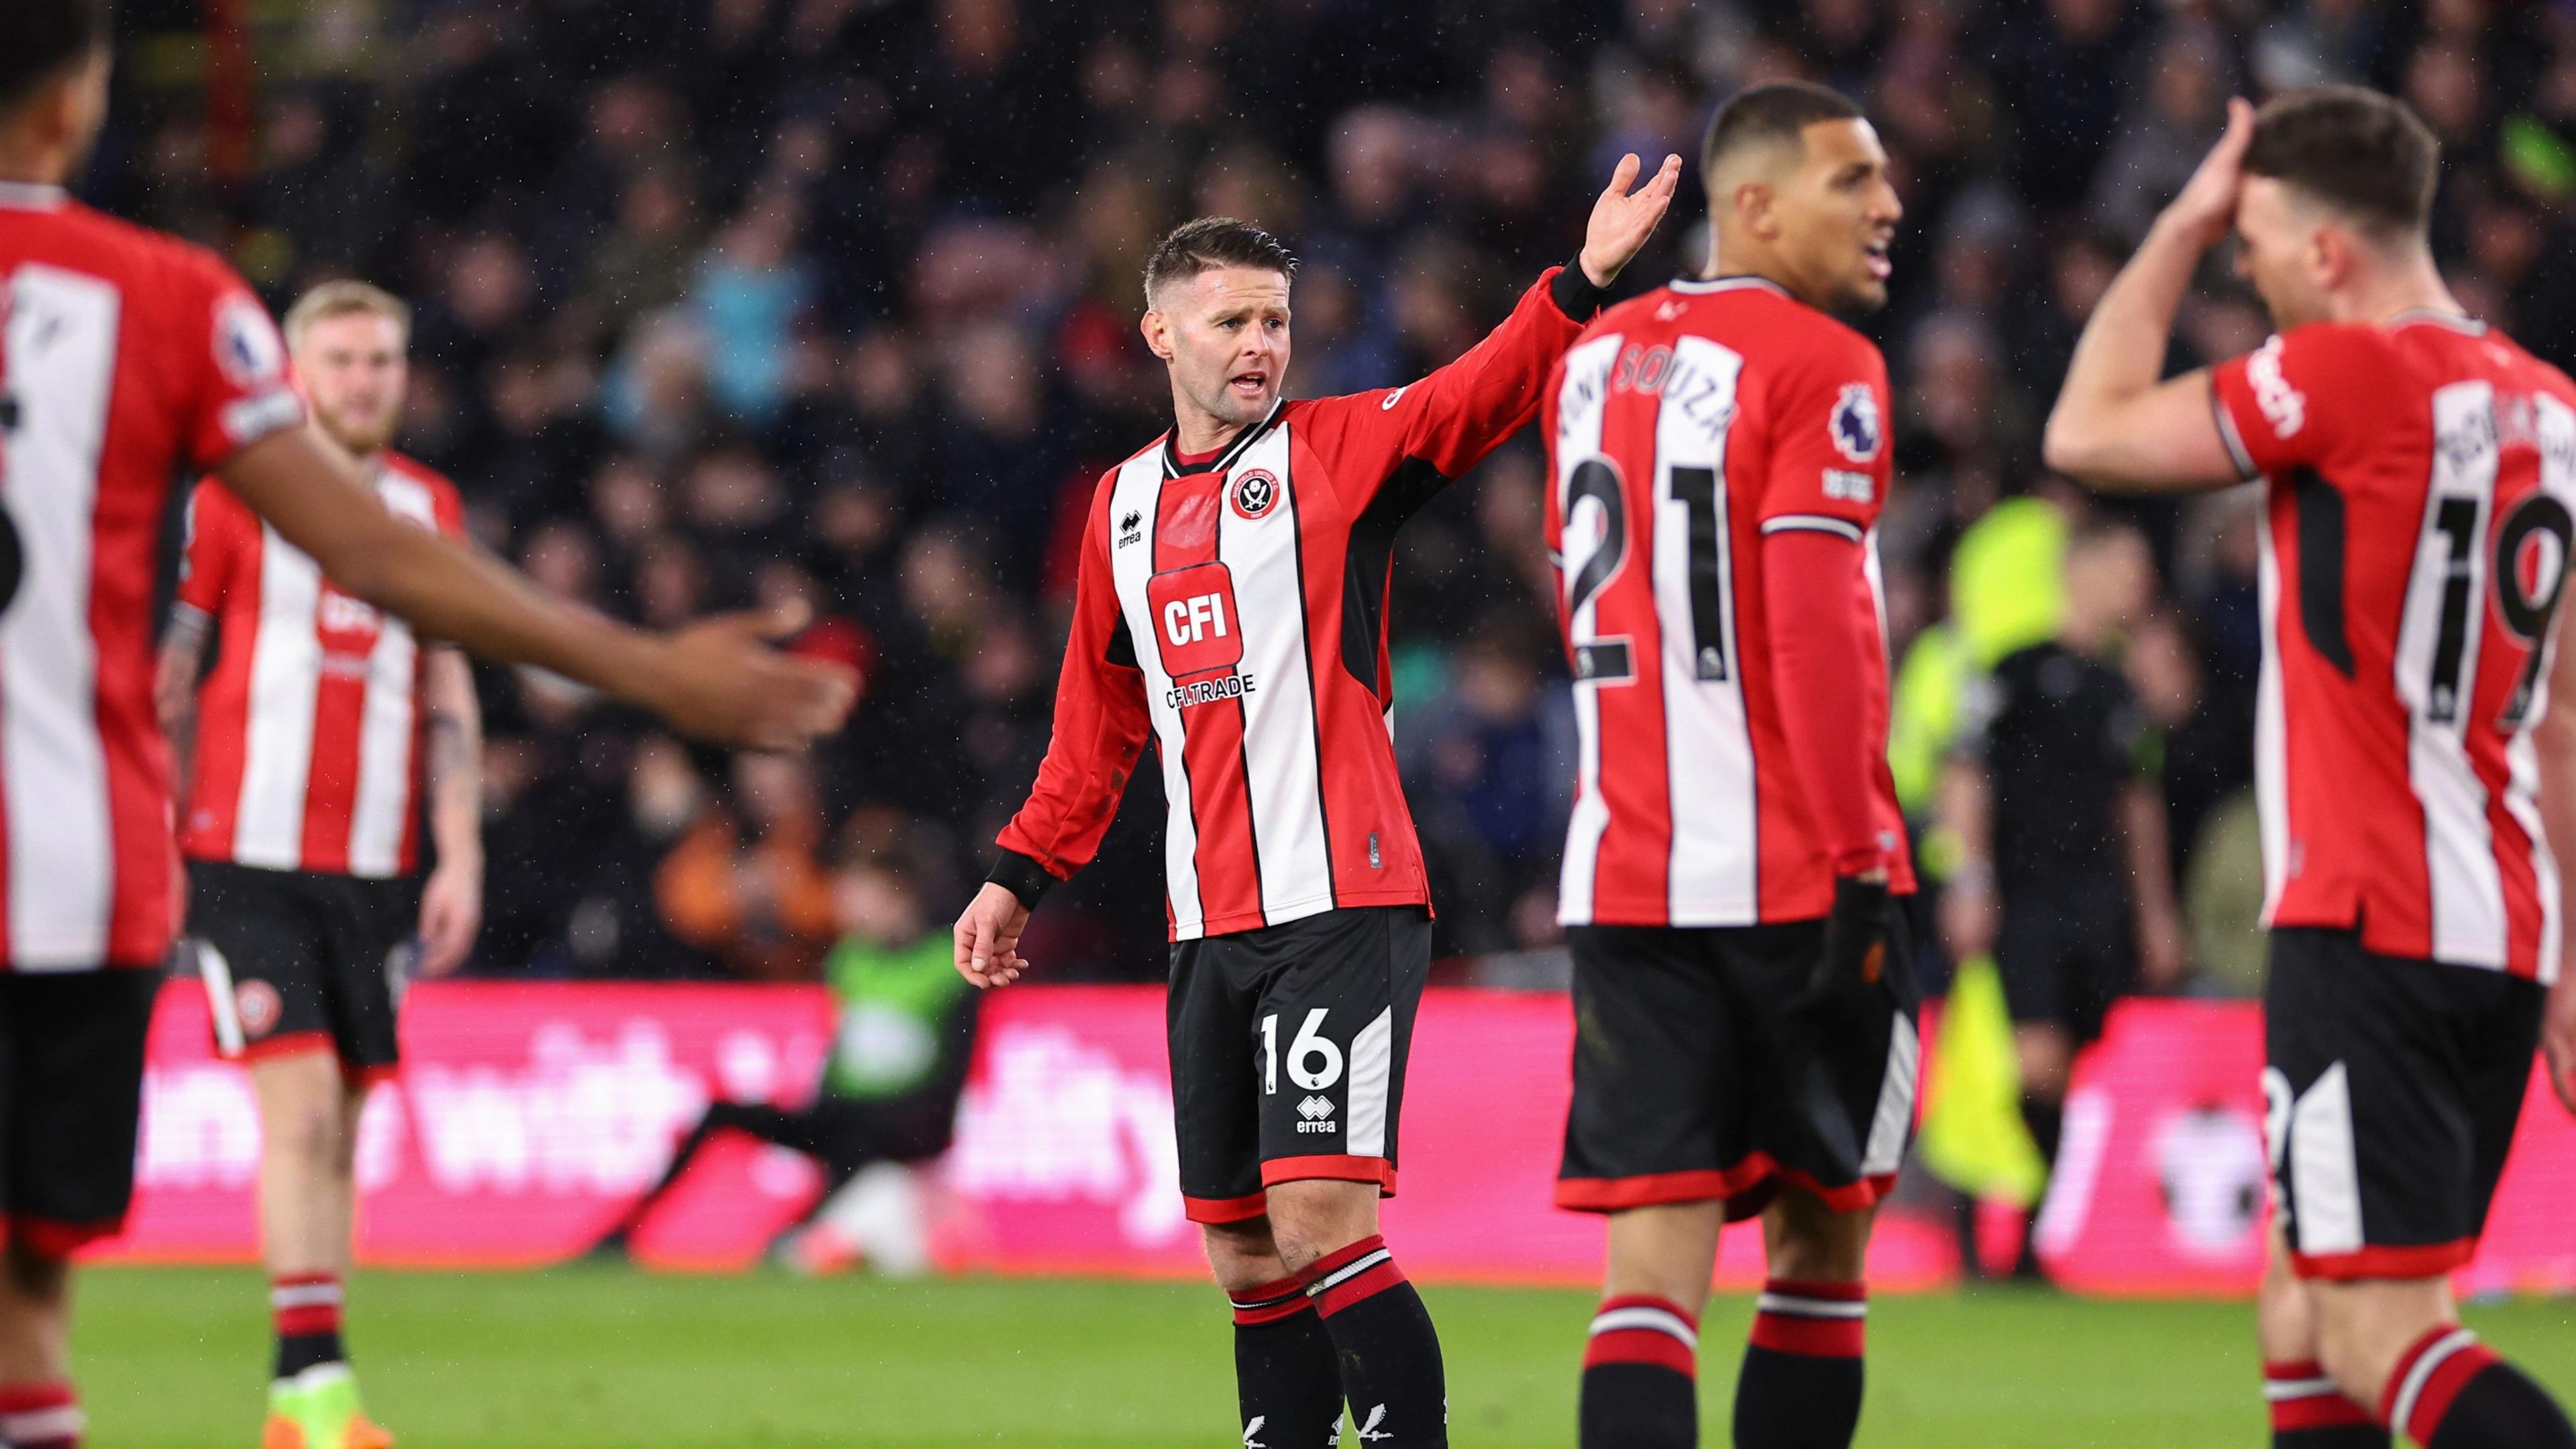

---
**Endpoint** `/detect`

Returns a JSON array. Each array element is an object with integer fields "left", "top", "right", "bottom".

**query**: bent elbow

[{"left": 2040, "top": 409, "right": 2095, "bottom": 478}]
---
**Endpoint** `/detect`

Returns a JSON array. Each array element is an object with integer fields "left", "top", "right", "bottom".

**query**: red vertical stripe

[
  {"left": 297, "top": 660, "right": 364, "bottom": 875},
  {"left": 1585, "top": 380, "right": 1671, "bottom": 916}
]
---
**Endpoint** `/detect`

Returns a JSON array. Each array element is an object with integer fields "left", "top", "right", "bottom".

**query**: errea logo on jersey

[
  {"left": 1829, "top": 384, "right": 1882, "bottom": 462},
  {"left": 2248, "top": 336, "right": 2306, "bottom": 439}
]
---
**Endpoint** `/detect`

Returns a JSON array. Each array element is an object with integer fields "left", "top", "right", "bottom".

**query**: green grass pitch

[{"left": 72, "top": 1265, "right": 2576, "bottom": 1446}]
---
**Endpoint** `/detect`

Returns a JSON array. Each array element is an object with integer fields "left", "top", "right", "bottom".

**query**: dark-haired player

[
  {"left": 952, "top": 162, "right": 1678, "bottom": 1448},
  {"left": 0, "top": 7, "right": 853, "bottom": 1445},
  {"left": 1540, "top": 82, "right": 1912, "bottom": 1449},
  {"left": 2049, "top": 87, "right": 2576, "bottom": 1449}
]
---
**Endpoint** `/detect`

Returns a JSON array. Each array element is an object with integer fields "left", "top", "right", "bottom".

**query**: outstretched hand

[
  {"left": 2158, "top": 96, "right": 2257, "bottom": 252},
  {"left": 649, "top": 599, "right": 858, "bottom": 750},
  {"left": 1579, "top": 152, "right": 1685, "bottom": 288}
]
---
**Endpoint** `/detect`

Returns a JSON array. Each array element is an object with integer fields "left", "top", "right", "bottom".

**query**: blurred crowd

[{"left": 93, "top": 0, "right": 2576, "bottom": 982}]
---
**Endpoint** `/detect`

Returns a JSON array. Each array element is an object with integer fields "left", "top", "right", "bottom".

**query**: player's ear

[
  {"left": 1734, "top": 179, "right": 1779, "bottom": 241},
  {"left": 1138, "top": 309, "right": 1175, "bottom": 364}
]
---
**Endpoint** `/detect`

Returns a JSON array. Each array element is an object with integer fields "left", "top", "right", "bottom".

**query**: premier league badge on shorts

[
  {"left": 1829, "top": 383, "right": 1882, "bottom": 462},
  {"left": 1230, "top": 469, "right": 1281, "bottom": 521}
]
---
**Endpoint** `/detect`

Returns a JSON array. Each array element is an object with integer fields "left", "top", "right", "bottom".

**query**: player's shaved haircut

[
  {"left": 2243, "top": 86, "right": 2440, "bottom": 241},
  {"left": 1701, "top": 81, "right": 1865, "bottom": 186},
  {"left": 1142, "top": 217, "right": 1297, "bottom": 308},
  {"left": 0, "top": 0, "right": 109, "bottom": 116}
]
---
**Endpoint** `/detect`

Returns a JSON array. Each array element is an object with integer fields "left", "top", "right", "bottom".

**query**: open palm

[{"left": 1580, "top": 152, "right": 1684, "bottom": 286}]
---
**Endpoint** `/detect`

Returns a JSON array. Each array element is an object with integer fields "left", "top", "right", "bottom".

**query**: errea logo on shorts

[
  {"left": 1296, "top": 1095, "right": 1336, "bottom": 1132},
  {"left": 2249, "top": 336, "right": 2306, "bottom": 439}
]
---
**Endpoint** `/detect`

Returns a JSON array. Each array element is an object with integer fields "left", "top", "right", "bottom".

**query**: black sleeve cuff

[
  {"left": 1550, "top": 256, "right": 1609, "bottom": 319},
  {"left": 987, "top": 850, "right": 1059, "bottom": 911}
]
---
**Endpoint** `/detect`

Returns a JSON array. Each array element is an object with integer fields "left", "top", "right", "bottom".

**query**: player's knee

[
  {"left": 0, "top": 1244, "right": 68, "bottom": 1305},
  {"left": 1762, "top": 1193, "right": 1870, "bottom": 1283},
  {"left": 1201, "top": 1219, "right": 1288, "bottom": 1294},
  {"left": 1263, "top": 1181, "right": 1379, "bottom": 1275},
  {"left": 268, "top": 1095, "right": 343, "bottom": 1171}
]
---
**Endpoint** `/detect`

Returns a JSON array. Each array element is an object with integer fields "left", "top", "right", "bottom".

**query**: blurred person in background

[
  {"left": 597, "top": 837, "right": 975, "bottom": 1274},
  {"left": 657, "top": 750, "right": 840, "bottom": 982},
  {"left": 953, "top": 153, "right": 1677, "bottom": 1448},
  {"left": 157, "top": 281, "right": 481, "bottom": 1449},
  {"left": 1938, "top": 512, "right": 2188, "bottom": 1278}
]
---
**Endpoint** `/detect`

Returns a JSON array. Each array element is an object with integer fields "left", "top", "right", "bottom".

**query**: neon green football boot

[{"left": 261, "top": 1364, "right": 393, "bottom": 1449}]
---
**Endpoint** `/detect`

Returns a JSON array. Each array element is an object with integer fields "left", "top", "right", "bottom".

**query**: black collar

[{"left": 1163, "top": 400, "right": 1285, "bottom": 479}]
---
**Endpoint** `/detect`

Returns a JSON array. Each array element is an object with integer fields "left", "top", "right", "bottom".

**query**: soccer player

[
  {"left": 1538, "top": 83, "right": 1914, "bottom": 1449},
  {"left": 0, "top": 9, "right": 852, "bottom": 1447},
  {"left": 152, "top": 281, "right": 479, "bottom": 1449},
  {"left": 951, "top": 161, "right": 1680, "bottom": 1446},
  {"left": 2047, "top": 87, "right": 2576, "bottom": 1449},
  {"left": 1939, "top": 514, "right": 2188, "bottom": 1277}
]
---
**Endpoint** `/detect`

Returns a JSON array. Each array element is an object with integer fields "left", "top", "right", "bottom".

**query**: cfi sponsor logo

[
  {"left": 1829, "top": 384, "right": 1882, "bottom": 463},
  {"left": 1230, "top": 469, "right": 1281, "bottom": 521}
]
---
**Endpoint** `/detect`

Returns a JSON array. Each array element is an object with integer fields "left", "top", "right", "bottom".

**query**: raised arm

[
  {"left": 2042, "top": 99, "right": 2254, "bottom": 493},
  {"left": 1302, "top": 154, "right": 1679, "bottom": 497},
  {"left": 217, "top": 427, "right": 851, "bottom": 749}
]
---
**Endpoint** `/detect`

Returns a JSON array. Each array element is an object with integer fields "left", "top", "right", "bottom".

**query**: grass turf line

[{"left": 72, "top": 1265, "right": 2576, "bottom": 1447}]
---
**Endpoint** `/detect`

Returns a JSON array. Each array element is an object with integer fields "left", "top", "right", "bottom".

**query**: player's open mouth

[
  {"left": 1863, "top": 239, "right": 1892, "bottom": 280},
  {"left": 1230, "top": 373, "right": 1269, "bottom": 396}
]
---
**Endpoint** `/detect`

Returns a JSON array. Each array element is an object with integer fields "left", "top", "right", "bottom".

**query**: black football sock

[
  {"left": 2382, "top": 1328, "right": 2576, "bottom": 1448},
  {"left": 272, "top": 1272, "right": 345, "bottom": 1379},
  {"left": 1306, "top": 1236, "right": 1446, "bottom": 1446},
  {"left": 2265, "top": 1359, "right": 2389, "bottom": 1447},
  {"left": 1231, "top": 1275, "right": 1345, "bottom": 1449},
  {"left": 1733, "top": 1279, "right": 1865, "bottom": 1449},
  {"left": 1579, "top": 1295, "right": 1698, "bottom": 1449}
]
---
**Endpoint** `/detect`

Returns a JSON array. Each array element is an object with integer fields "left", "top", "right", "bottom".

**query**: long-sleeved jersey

[{"left": 993, "top": 264, "right": 1604, "bottom": 940}]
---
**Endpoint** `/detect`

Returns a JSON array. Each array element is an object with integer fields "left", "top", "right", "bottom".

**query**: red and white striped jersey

[
  {"left": 0, "top": 184, "right": 305, "bottom": 970},
  {"left": 1545, "top": 276, "right": 1915, "bottom": 927},
  {"left": 2211, "top": 315, "right": 2576, "bottom": 982},
  {"left": 996, "top": 266, "right": 1601, "bottom": 939},
  {"left": 176, "top": 454, "right": 464, "bottom": 879}
]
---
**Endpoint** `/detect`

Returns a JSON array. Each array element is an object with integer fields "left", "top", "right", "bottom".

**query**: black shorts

[
  {"left": 185, "top": 860, "right": 419, "bottom": 1083},
  {"left": 1996, "top": 877, "right": 2134, "bottom": 1044},
  {"left": 1167, "top": 906, "right": 1430, "bottom": 1224},
  {"left": 0, "top": 970, "right": 162, "bottom": 1254},
  {"left": 2265, "top": 927, "right": 2542, "bottom": 1281},
  {"left": 1557, "top": 910, "right": 1921, "bottom": 1222}
]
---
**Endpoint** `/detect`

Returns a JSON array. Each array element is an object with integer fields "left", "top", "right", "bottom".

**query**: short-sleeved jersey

[
  {"left": 2210, "top": 313, "right": 2576, "bottom": 982},
  {"left": 1955, "top": 639, "right": 2157, "bottom": 886},
  {"left": 1544, "top": 276, "right": 1914, "bottom": 928},
  {"left": 176, "top": 453, "right": 465, "bottom": 879},
  {"left": 0, "top": 183, "right": 305, "bottom": 969},
  {"left": 997, "top": 266, "right": 1600, "bottom": 939}
]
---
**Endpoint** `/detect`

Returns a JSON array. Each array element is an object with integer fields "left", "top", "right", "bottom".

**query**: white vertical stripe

[
  {"left": 345, "top": 474, "right": 434, "bottom": 878},
  {"left": 1222, "top": 429, "right": 1334, "bottom": 921},
  {"left": 1344, "top": 1006, "right": 1393, "bottom": 1157},
  {"left": 1654, "top": 337, "right": 1758, "bottom": 926},
  {"left": 2288, "top": 1062, "right": 2363, "bottom": 1255},
  {"left": 1108, "top": 453, "right": 1203, "bottom": 937},
  {"left": 2254, "top": 502, "right": 2290, "bottom": 923},
  {"left": 0, "top": 264, "right": 120, "bottom": 966},
  {"left": 233, "top": 529, "right": 322, "bottom": 871},
  {"left": 2399, "top": 383, "right": 2506, "bottom": 967},
  {"left": 195, "top": 938, "right": 244, "bottom": 1056},
  {"left": 1860, "top": 1011, "right": 1919, "bottom": 1176},
  {"left": 1554, "top": 333, "right": 1623, "bottom": 926}
]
